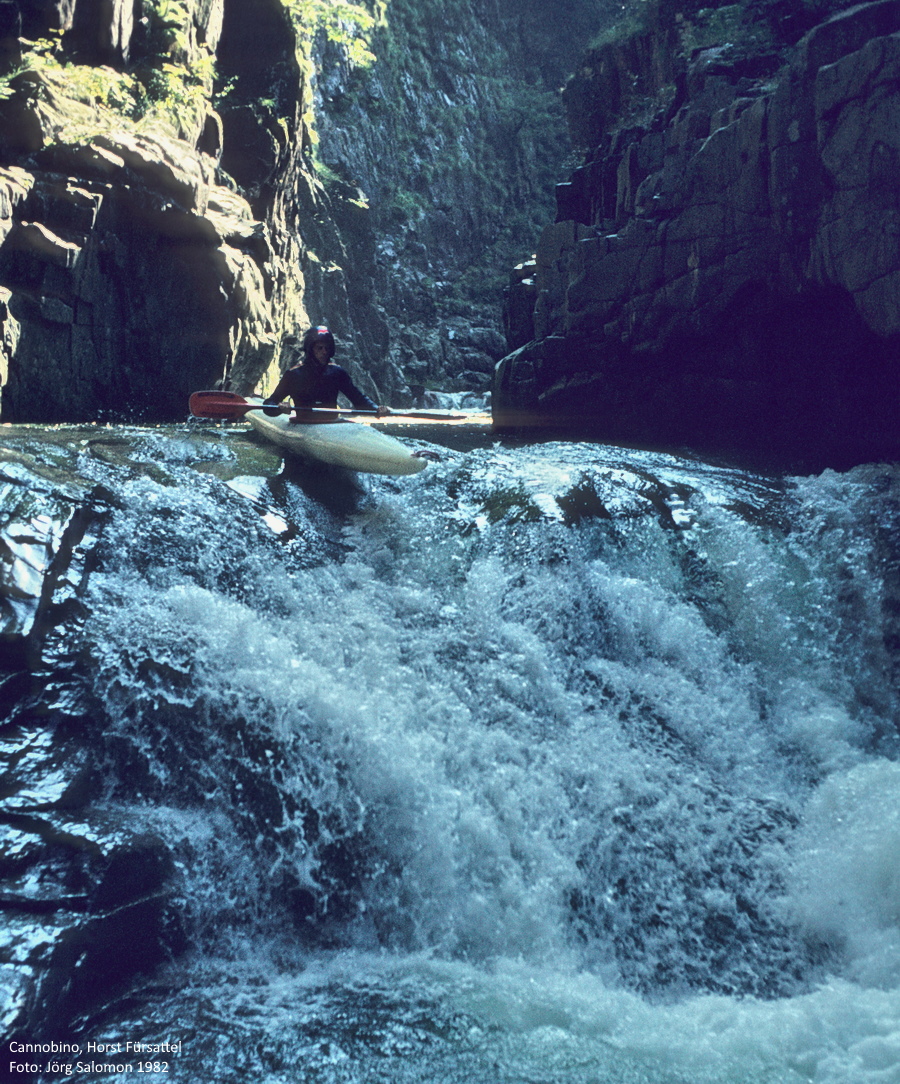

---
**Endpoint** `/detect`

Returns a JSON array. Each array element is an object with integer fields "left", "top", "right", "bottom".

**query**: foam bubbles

[{"left": 788, "top": 760, "right": 900, "bottom": 988}]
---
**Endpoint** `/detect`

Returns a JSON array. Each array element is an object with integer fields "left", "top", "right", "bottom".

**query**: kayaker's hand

[{"left": 375, "top": 405, "right": 391, "bottom": 417}]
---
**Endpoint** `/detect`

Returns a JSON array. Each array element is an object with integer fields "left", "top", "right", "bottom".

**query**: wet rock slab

[{"left": 0, "top": 426, "right": 238, "bottom": 1038}]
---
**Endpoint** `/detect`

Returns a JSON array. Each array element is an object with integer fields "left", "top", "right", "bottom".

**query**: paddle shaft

[
  {"left": 265, "top": 405, "right": 469, "bottom": 421},
  {"left": 189, "top": 390, "right": 468, "bottom": 422}
]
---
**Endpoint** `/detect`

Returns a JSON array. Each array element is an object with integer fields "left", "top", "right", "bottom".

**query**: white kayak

[{"left": 245, "top": 398, "right": 427, "bottom": 476}]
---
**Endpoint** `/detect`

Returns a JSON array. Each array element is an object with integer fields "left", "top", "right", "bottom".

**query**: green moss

[
  {"left": 281, "top": 0, "right": 381, "bottom": 67},
  {"left": 587, "top": 0, "right": 840, "bottom": 63},
  {"left": 314, "top": 159, "right": 344, "bottom": 186},
  {"left": 2, "top": 3, "right": 215, "bottom": 142},
  {"left": 387, "top": 188, "right": 426, "bottom": 222}
]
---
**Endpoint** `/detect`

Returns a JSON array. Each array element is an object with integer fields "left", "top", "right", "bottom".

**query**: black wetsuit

[{"left": 263, "top": 363, "right": 377, "bottom": 415}]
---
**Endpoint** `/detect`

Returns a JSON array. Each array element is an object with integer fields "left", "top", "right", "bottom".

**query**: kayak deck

[{"left": 245, "top": 399, "right": 427, "bottom": 476}]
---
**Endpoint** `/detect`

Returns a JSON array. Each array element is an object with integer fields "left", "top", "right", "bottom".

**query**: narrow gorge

[
  {"left": 0, "top": 0, "right": 599, "bottom": 422},
  {"left": 1, "top": 0, "right": 897, "bottom": 467}
]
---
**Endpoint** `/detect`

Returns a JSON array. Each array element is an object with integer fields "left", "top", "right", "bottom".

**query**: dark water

[{"left": 2, "top": 422, "right": 899, "bottom": 1083}]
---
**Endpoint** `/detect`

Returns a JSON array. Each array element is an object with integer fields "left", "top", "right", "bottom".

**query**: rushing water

[{"left": 3, "top": 422, "right": 899, "bottom": 1083}]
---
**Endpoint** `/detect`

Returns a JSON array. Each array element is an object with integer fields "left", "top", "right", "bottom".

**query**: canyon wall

[
  {"left": 0, "top": 0, "right": 605, "bottom": 422},
  {"left": 497, "top": 0, "right": 900, "bottom": 467},
  {"left": 311, "top": 0, "right": 607, "bottom": 398},
  {"left": 0, "top": 0, "right": 318, "bottom": 421}
]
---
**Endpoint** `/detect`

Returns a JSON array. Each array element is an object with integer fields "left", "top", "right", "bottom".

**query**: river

[{"left": 1, "top": 418, "right": 898, "bottom": 1083}]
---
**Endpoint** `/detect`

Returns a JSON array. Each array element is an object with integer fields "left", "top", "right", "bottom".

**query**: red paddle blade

[{"left": 189, "top": 390, "right": 255, "bottom": 419}]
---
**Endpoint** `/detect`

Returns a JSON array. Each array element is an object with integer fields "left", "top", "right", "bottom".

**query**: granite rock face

[
  {"left": 0, "top": 0, "right": 370, "bottom": 422},
  {"left": 497, "top": 1, "right": 900, "bottom": 467},
  {"left": 310, "top": 0, "right": 605, "bottom": 402},
  {"left": 0, "top": 120, "right": 278, "bottom": 422}
]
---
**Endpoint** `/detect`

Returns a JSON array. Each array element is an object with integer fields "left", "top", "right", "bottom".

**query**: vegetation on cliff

[
  {"left": 0, "top": 0, "right": 380, "bottom": 145},
  {"left": 0, "top": 6, "right": 211, "bottom": 142},
  {"left": 0, "top": 0, "right": 404, "bottom": 421},
  {"left": 311, "top": 0, "right": 613, "bottom": 390},
  {"left": 565, "top": 0, "right": 862, "bottom": 144}
]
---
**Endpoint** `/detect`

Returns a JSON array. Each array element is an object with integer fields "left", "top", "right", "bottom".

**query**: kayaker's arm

[
  {"left": 337, "top": 369, "right": 384, "bottom": 414},
  {"left": 262, "top": 371, "right": 295, "bottom": 416}
]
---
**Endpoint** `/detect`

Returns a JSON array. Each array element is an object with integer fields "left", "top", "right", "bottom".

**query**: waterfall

[{"left": 2, "top": 426, "right": 898, "bottom": 1083}]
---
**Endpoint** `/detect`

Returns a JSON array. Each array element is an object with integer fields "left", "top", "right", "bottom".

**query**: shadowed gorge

[
  {"left": 0, "top": 0, "right": 896, "bottom": 468},
  {"left": 497, "top": 0, "right": 900, "bottom": 468}
]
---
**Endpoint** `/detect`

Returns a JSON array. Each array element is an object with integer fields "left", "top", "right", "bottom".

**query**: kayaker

[{"left": 263, "top": 326, "right": 390, "bottom": 419}]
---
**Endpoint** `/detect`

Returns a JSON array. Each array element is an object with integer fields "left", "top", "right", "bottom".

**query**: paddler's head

[{"left": 303, "top": 325, "right": 336, "bottom": 370}]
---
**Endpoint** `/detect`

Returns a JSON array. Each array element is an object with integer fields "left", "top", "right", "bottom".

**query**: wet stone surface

[{"left": 0, "top": 423, "right": 267, "bottom": 1038}]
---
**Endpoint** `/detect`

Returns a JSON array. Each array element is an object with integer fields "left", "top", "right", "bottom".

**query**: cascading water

[{"left": 2, "top": 424, "right": 898, "bottom": 1083}]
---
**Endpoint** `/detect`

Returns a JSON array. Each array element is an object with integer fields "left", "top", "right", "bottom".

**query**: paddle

[{"left": 189, "top": 390, "right": 469, "bottom": 422}]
